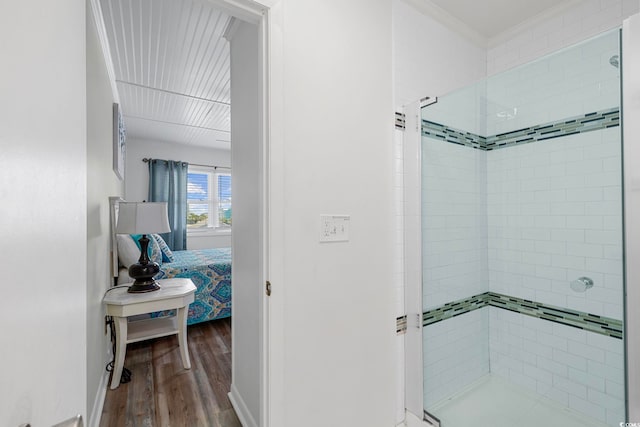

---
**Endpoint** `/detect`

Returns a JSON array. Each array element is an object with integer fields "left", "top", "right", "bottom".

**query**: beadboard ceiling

[
  {"left": 100, "top": 0, "right": 232, "bottom": 149},
  {"left": 99, "top": 0, "right": 578, "bottom": 149}
]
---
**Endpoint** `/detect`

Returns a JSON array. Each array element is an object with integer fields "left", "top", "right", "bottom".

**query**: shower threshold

[{"left": 428, "top": 374, "right": 610, "bottom": 427}]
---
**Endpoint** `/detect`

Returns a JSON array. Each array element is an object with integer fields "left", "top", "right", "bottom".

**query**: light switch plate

[{"left": 320, "top": 215, "right": 350, "bottom": 242}]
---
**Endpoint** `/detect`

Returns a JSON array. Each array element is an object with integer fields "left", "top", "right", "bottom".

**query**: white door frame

[
  {"left": 89, "top": 0, "right": 282, "bottom": 424},
  {"left": 207, "top": 1, "right": 283, "bottom": 426}
]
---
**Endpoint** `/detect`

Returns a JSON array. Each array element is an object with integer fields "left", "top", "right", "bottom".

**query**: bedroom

[{"left": 96, "top": 0, "right": 253, "bottom": 424}]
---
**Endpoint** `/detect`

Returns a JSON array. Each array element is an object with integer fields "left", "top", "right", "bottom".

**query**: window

[{"left": 187, "top": 167, "right": 231, "bottom": 232}]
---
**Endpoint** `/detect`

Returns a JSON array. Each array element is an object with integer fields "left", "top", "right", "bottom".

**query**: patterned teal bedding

[{"left": 154, "top": 247, "right": 232, "bottom": 325}]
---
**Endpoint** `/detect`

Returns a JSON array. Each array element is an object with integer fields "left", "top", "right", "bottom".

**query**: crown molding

[{"left": 88, "top": 0, "right": 120, "bottom": 104}]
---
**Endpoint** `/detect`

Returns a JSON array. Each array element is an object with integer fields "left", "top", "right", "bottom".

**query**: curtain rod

[{"left": 142, "top": 157, "right": 230, "bottom": 170}]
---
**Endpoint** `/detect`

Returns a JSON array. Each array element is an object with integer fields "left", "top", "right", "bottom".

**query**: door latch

[{"left": 265, "top": 280, "right": 272, "bottom": 296}]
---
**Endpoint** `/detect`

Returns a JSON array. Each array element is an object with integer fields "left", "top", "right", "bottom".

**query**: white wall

[
  {"left": 267, "top": 0, "right": 396, "bottom": 425},
  {"left": 228, "top": 19, "right": 262, "bottom": 427},
  {"left": 393, "top": 0, "right": 486, "bottom": 107},
  {"left": 86, "top": 3, "right": 122, "bottom": 424},
  {"left": 124, "top": 138, "right": 231, "bottom": 248},
  {"left": 0, "top": 0, "right": 88, "bottom": 425}
]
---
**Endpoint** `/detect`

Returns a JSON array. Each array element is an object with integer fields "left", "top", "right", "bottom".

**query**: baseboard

[
  {"left": 405, "top": 410, "right": 431, "bottom": 427},
  {"left": 88, "top": 369, "right": 110, "bottom": 427},
  {"left": 228, "top": 383, "right": 258, "bottom": 427}
]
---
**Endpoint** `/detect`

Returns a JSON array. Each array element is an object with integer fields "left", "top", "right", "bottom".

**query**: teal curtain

[{"left": 148, "top": 159, "right": 188, "bottom": 251}]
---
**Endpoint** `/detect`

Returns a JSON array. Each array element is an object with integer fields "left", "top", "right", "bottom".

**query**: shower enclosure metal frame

[{"left": 622, "top": 13, "right": 640, "bottom": 421}]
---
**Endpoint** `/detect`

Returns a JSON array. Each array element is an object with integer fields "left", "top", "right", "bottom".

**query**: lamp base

[
  {"left": 127, "top": 259, "right": 161, "bottom": 293},
  {"left": 127, "top": 279, "right": 161, "bottom": 293}
]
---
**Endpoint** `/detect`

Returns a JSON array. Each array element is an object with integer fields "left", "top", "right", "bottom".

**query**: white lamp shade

[{"left": 116, "top": 202, "right": 171, "bottom": 234}]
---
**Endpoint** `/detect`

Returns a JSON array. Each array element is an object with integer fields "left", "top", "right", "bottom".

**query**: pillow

[
  {"left": 152, "top": 233, "right": 174, "bottom": 262},
  {"left": 131, "top": 234, "right": 163, "bottom": 265},
  {"left": 116, "top": 234, "right": 162, "bottom": 268},
  {"left": 116, "top": 234, "right": 141, "bottom": 268}
]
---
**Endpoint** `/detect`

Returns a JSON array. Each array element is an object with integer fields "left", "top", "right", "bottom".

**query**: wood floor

[{"left": 99, "top": 317, "right": 241, "bottom": 427}]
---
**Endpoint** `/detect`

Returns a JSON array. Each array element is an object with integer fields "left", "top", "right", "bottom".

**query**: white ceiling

[
  {"left": 100, "top": 0, "right": 232, "bottom": 149},
  {"left": 99, "top": 0, "right": 579, "bottom": 149}
]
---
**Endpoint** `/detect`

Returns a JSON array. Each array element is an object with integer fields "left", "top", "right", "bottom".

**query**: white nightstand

[{"left": 103, "top": 278, "right": 196, "bottom": 389}]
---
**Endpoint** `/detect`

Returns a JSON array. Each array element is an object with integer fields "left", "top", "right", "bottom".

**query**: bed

[{"left": 109, "top": 197, "right": 232, "bottom": 325}]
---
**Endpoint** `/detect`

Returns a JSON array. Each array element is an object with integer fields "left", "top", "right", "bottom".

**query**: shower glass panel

[{"left": 421, "top": 30, "right": 624, "bottom": 427}]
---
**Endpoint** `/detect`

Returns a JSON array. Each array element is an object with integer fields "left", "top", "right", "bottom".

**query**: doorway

[{"left": 90, "top": 0, "right": 270, "bottom": 425}]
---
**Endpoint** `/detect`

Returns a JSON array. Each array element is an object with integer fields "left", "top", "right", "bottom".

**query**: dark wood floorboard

[{"left": 100, "top": 317, "right": 241, "bottom": 427}]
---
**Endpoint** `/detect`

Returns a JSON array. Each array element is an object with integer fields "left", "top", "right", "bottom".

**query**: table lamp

[{"left": 116, "top": 201, "right": 171, "bottom": 293}]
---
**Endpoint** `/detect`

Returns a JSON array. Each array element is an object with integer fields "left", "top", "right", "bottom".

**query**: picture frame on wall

[{"left": 113, "top": 103, "right": 126, "bottom": 180}]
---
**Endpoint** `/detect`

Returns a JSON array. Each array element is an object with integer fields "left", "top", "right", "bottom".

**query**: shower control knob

[{"left": 570, "top": 277, "right": 594, "bottom": 292}]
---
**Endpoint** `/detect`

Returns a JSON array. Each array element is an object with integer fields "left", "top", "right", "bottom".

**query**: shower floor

[{"left": 429, "top": 375, "right": 609, "bottom": 427}]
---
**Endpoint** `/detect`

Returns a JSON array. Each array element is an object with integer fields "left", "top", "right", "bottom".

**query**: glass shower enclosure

[{"left": 419, "top": 30, "right": 625, "bottom": 427}]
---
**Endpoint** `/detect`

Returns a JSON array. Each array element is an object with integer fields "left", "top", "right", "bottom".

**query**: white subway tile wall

[
  {"left": 417, "top": 26, "right": 625, "bottom": 424},
  {"left": 487, "top": 127, "right": 623, "bottom": 319},
  {"left": 422, "top": 83, "right": 487, "bottom": 137},
  {"left": 489, "top": 307, "right": 624, "bottom": 425},
  {"left": 394, "top": 128, "right": 405, "bottom": 318},
  {"left": 487, "top": 0, "right": 639, "bottom": 77},
  {"left": 486, "top": 30, "right": 620, "bottom": 136},
  {"left": 393, "top": 128, "right": 405, "bottom": 423},
  {"left": 423, "top": 308, "right": 490, "bottom": 407},
  {"left": 420, "top": 130, "right": 624, "bottom": 421},
  {"left": 422, "top": 137, "right": 488, "bottom": 311}
]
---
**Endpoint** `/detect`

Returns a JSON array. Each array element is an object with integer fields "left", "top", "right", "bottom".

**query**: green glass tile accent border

[
  {"left": 422, "top": 120, "right": 487, "bottom": 149},
  {"left": 421, "top": 292, "right": 623, "bottom": 339},
  {"left": 422, "top": 293, "right": 487, "bottom": 325},
  {"left": 422, "top": 107, "right": 620, "bottom": 151},
  {"left": 397, "top": 315, "right": 407, "bottom": 334}
]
